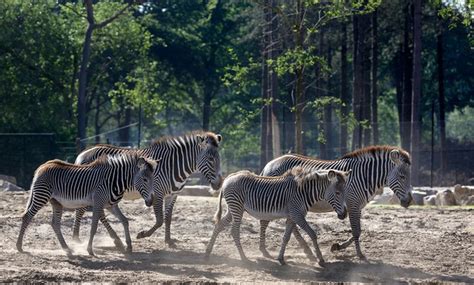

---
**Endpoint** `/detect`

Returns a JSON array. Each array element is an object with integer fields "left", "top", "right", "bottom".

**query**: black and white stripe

[
  {"left": 205, "top": 167, "right": 350, "bottom": 266},
  {"left": 17, "top": 153, "right": 156, "bottom": 255},
  {"left": 73, "top": 132, "right": 222, "bottom": 246},
  {"left": 260, "top": 145, "right": 413, "bottom": 259}
]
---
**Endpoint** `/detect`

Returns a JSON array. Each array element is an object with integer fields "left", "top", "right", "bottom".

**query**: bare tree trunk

[
  {"left": 269, "top": 0, "right": 280, "bottom": 158},
  {"left": 360, "top": 12, "right": 371, "bottom": 147},
  {"left": 340, "top": 18, "right": 349, "bottom": 155},
  {"left": 437, "top": 18, "right": 446, "bottom": 172},
  {"left": 77, "top": 0, "right": 132, "bottom": 149},
  {"left": 77, "top": 2, "right": 94, "bottom": 150},
  {"left": 260, "top": 0, "right": 270, "bottom": 169},
  {"left": 318, "top": 28, "right": 328, "bottom": 158},
  {"left": 411, "top": 0, "right": 422, "bottom": 185},
  {"left": 395, "top": 46, "right": 404, "bottom": 144},
  {"left": 371, "top": 10, "right": 379, "bottom": 145},
  {"left": 352, "top": 13, "right": 362, "bottom": 150},
  {"left": 294, "top": 0, "right": 305, "bottom": 154},
  {"left": 401, "top": 0, "right": 413, "bottom": 151}
]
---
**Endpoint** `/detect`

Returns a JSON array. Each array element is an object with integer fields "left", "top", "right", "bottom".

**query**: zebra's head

[
  {"left": 196, "top": 133, "right": 223, "bottom": 190},
  {"left": 134, "top": 156, "right": 160, "bottom": 207},
  {"left": 324, "top": 169, "right": 350, "bottom": 220},
  {"left": 387, "top": 149, "right": 413, "bottom": 208}
]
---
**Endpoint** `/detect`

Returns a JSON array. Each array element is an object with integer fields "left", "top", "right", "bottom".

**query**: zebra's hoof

[
  {"left": 87, "top": 247, "right": 95, "bottom": 256},
  {"left": 330, "top": 243, "right": 341, "bottom": 252},
  {"left": 260, "top": 249, "right": 272, "bottom": 259},
  {"left": 166, "top": 239, "right": 177, "bottom": 248},
  {"left": 136, "top": 231, "right": 148, "bottom": 239},
  {"left": 318, "top": 260, "right": 326, "bottom": 267},
  {"left": 358, "top": 253, "right": 368, "bottom": 262},
  {"left": 278, "top": 258, "right": 286, "bottom": 266},
  {"left": 125, "top": 245, "right": 133, "bottom": 253},
  {"left": 16, "top": 246, "right": 24, "bottom": 253}
]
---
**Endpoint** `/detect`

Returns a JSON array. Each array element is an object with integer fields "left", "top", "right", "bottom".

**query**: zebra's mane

[
  {"left": 150, "top": 131, "right": 220, "bottom": 148},
  {"left": 342, "top": 145, "right": 411, "bottom": 164},
  {"left": 44, "top": 153, "right": 138, "bottom": 169},
  {"left": 283, "top": 166, "right": 327, "bottom": 187}
]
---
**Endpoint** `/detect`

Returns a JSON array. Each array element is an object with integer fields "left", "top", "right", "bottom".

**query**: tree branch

[{"left": 95, "top": 3, "right": 133, "bottom": 29}]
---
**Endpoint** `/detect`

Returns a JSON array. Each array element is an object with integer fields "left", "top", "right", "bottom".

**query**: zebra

[
  {"left": 205, "top": 167, "right": 351, "bottom": 267},
  {"left": 259, "top": 145, "right": 413, "bottom": 260},
  {"left": 16, "top": 153, "right": 157, "bottom": 256},
  {"left": 73, "top": 131, "right": 223, "bottom": 246}
]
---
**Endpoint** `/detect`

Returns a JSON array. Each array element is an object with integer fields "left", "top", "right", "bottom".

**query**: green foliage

[{"left": 446, "top": 106, "right": 474, "bottom": 142}]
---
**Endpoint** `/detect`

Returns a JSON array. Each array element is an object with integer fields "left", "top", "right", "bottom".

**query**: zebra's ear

[
  {"left": 197, "top": 135, "right": 204, "bottom": 143},
  {"left": 149, "top": 158, "right": 160, "bottom": 172},
  {"left": 327, "top": 170, "right": 337, "bottom": 182},
  {"left": 216, "top": 134, "right": 222, "bottom": 144},
  {"left": 137, "top": 157, "right": 147, "bottom": 169},
  {"left": 390, "top": 149, "right": 402, "bottom": 165}
]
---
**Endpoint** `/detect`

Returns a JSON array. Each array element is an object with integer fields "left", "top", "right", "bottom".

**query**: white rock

[
  {"left": 0, "top": 180, "right": 24, "bottom": 192},
  {"left": 435, "top": 190, "right": 457, "bottom": 206},
  {"left": 423, "top": 195, "right": 437, "bottom": 206}
]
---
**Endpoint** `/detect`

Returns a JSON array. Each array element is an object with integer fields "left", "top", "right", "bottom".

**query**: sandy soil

[{"left": 0, "top": 191, "right": 473, "bottom": 283}]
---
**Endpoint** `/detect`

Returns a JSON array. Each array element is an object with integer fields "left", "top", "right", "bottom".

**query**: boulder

[
  {"left": 0, "top": 175, "right": 16, "bottom": 185},
  {"left": 435, "top": 189, "right": 457, "bottom": 206},
  {"left": 453, "top": 185, "right": 474, "bottom": 205},
  {"left": 0, "top": 180, "right": 24, "bottom": 192},
  {"left": 411, "top": 190, "right": 428, "bottom": 206},
  {"left": 423, "top": 195, "right": 437, "bottom": 206},
  {"left": 179, "top": 185, "right": 213, "bottom": 197},
  {"left": 464, "top": 196, "right": 474, "bottom": 206}
]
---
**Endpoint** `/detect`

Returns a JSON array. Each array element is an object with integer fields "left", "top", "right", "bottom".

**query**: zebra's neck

[
  {"left": 300, "top": 179, "right": 330, "bottom": 210},
  {"left": 142, "top": 135, "right": 200, "bottom": 191},
  {"left": 104, "top": 156, "right": 136, "bottom": 203},
  {"left": 304, "top": 154, "right": 393, "bottom": 199}
]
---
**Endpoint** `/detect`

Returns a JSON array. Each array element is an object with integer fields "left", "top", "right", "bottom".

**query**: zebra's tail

[{"left": 213, "top": 189, "right": 223, "bottom": 224}]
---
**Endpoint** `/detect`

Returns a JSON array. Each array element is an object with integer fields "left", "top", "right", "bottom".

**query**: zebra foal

[
  {"left": 17, "top": 153, "right": 157, "bottom": 256},
  {"left": 205, "top": 167, "right": 350, "bottom": 267}
]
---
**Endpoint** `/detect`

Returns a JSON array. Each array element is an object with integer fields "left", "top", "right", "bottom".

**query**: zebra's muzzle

[
  {"left": 338, "top": 207, "right": 348, "bottom": 220},
  {"left": 400, "top": 194, "right": 413, "bottom": 208}
]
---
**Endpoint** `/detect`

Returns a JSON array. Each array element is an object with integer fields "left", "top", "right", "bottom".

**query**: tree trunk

[
  {"left": 352, "top": 13, "right": 362, "bottom": 150},
  {"left": 395, "top": 46, "right": 404, "bottom": 144},
  {"left": 437, "top": 18, "right": 446, "bottom": 172},
  {"left": 77, "top": 2, "right": 95, "bottom": 150},
  {"left": 401, "top": 0, "right": 413, "bottom": 151},
  {"left": 340, "top": 18, "right": 348, "bottom": 155},
  {"left": 260, "top": 0, "right": 270, "bottom": 169},
  {"left": 318, "top": 28, "right": 328, "bottom": 158},
  {"left": 118, "top": 107, "right": 131, "bottom": 146},
  {"left": 202, "top": 89, "right": 212, "bottom": 131},
  {"left": 269, "top": 0, "right": 280, "bottom": 158},
  {"left": 294, "top": 0, "right": 304, "bottom": 154},
  {"left": 371, "top": 10, "right": 379, "bottom": 145},
  {"left": 77, "top": 0, "right": 132, "bottom": 149},
  {"left": 411, "top": 0, "right": 422, "bottom": 185},
  {"left": 360, "top": 12, "right": 371, "bottom": 147}
]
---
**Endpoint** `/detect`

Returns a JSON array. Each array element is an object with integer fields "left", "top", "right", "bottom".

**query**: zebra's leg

[
  {"left": 291, "top": 214, "right": 325, "bottom": 267},
  {"left": 330, "top": 208, "right": 366, "bottom": 260},
  {"left": 137, "top": 194, "right": 164, "bottom": 239},
  {"left": 164, "top": 194, "right": 178, "bottom": 247},
  {"left": 277, "top": 219, "right": 295, "bottom": 265},
  {"left": 291, "top": 221, "right": 317, "bottom": 261},
  {"left": 17, "top": 190, "right": 50, "bottom": 252},
  {"left": 110, "top": 205, "right": 132, "bottom": 253},
  {"left": 230, "top": 208, "right": 248, "bottom": 262},
  {"left": 205, "top": 212, "right": 232, "bottom": 259},
  {"left": 50, "top": 199, "right": 71, "bottom": 255},
  {"left": 87, "top": 205, "right": 105, "bottom": 256},
  {"left": 72, "top": 207, "right": 86, "bottom": 242},
  {"left": 98, "top": 212, "right": 126, "bottom": 253},
  {"left": 259, "top": 220, "right": 272, "bottom": 258}
]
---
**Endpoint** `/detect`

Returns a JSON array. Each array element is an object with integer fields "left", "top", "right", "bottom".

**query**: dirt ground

[{"left": 0, "top": 191, "right": 472, "bottom": 284}]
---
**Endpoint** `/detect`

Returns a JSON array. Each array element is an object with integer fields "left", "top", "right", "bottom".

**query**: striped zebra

[
  {"left": 205, "top": 167, "right": 350, "bottom": 267},
  {"left": 73, "top": 131, "right": 222, "bottom": 246},
  {"left": 260, "top": 145, "right": 413, "bottom": 260},
  {"left": 17, "top": 153, "right": 157, "bottom": 255}
]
